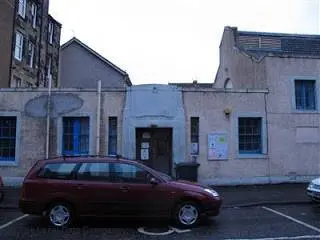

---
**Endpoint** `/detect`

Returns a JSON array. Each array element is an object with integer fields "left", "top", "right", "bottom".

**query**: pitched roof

[
  {"left": 61, "top": 37, "right": 132, "bottom": 86},
  {"left": 235, "top": 28, "right": 320, "bottom": 60},
  {"left": 48, "top": 14, "right": 62, "bottom": 27}
]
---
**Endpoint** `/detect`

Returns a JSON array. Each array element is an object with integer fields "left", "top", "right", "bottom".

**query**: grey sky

[{"left": 50, "top": 0, "right": 319, "bottom": 85}]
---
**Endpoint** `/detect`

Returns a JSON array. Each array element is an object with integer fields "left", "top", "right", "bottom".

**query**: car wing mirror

[{"left": 150, "top": 177, "right": 159, "bottom": 185}]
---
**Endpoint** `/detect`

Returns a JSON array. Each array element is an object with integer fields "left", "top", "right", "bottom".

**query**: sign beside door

[{"left": 141, "top": 142, "right": 149, "bottom": 160}]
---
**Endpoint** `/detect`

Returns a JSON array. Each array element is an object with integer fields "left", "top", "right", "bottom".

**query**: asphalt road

[{"left": 1, "top": 204, "right": 320, "bottom": 239}]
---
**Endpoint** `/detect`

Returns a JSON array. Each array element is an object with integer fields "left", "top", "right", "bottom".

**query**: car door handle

[{"left": 120, "top": 186, "right": 129, "bottom": 192}]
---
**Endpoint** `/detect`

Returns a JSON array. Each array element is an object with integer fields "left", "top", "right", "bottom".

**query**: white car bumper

[{"left": 307, "top": 185, "right": 320, "bottom": 201}]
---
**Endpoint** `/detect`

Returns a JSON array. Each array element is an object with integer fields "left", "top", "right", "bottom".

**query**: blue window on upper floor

[
  {"left": 0, "top": 117, "right": 16, "bottom": 161},
  {"left": 63, "top": 117, "right": 89, "bottom": 156},
  {"left": 295, "top": 80, "right": 316, "bottom": 110},
  {"left": 238, "top": 117, "right": 262, "bottom": 154}
]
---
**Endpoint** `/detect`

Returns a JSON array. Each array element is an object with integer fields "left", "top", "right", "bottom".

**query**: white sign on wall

[
  {"left": 140, "top": 142, "right": 150, "bottom": 160},
  {"left": 141, "top": 148, "right": 149, "bottom": 160},
  {"left": 208, "top": 133, "right": 228, "bottom": 160}
]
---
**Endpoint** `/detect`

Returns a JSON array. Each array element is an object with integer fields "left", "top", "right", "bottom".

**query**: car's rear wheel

[
  {"left": 173, "top": 201, "right": 201, "bottom": 228},
  {"left": 47, "top": 203, "right": 73, "bottom": 228}
]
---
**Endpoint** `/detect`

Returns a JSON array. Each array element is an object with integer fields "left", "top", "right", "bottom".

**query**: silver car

[{"left": 307, "top": 177, "right": 320, "bottom": 202}]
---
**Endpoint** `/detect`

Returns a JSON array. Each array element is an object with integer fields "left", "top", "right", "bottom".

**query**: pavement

[{"left": 0, "top": 183, "right": 312, "bottom": 210}]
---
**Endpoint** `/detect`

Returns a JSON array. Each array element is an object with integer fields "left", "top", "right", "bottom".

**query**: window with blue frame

[
  {"left": 108, "top": 117, "right": 117, "bottom": 155},
  {"left": 63, "top": 117, "right": 89, "bottom": 155},
  {"left": 238, "top": 117, "right": 262, "bottom": 154},
  {"left": 295, "top": 80, "right": 316, "bottom": 110},
  {"left": 0, "top": 117, "right": 16, "bottom": 161}
]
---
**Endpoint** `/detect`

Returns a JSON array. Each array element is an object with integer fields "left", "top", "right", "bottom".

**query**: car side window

[
  {"left": 111, "top": 163, "right": 151, "bottom": 184},
  {"left": 77, "top": 162, "right": 111, "bottom": 182},
  {"left": 38, "top": 163, "right": 78, "bottom": 180}
]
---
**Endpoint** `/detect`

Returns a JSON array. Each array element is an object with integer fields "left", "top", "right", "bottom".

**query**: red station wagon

[{"left": 19, "top": 156, "right": 222, "bottom": 228}]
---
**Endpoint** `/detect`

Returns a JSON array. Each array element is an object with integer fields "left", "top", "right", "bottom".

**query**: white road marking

[
  {"left": 225, "top": 235, "right": 320, "bottom": 240},
  {"left": 170, "top": 226, "right": 191, "bottom": 233},
  {"left": 137, "top": 226, "right": 174, "bottom": 236},
  {"left": 262, "top": 206, "right": 320, "bottom": 233},
  {"left": 137, "top": 226, "right": 191, "bottom": 235},
  {"left": 0, "top": 214, "right": 29, "bottom": 230}
]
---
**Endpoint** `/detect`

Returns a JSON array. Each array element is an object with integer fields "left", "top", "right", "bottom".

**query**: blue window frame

[
  {"left": 238, "top": 117, "right": 262, "bottom": 154},
  {"left": 0, "top": 117, "right": 16, "bottom": 161},
  {"left": 295, "top": 80, "right": 316, "bottom": 110},
  {"left": 63, "top": 117, "right": 89, "bottom": 155},
  {"left": 108, "top": 117, "right": 117, "bottom": 155}
]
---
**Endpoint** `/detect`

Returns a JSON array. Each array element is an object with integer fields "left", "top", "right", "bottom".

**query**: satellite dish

[{"left": 25, "top": 93, "right": 84, "bottom": 118}]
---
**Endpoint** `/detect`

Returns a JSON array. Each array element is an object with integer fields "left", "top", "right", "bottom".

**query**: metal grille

[
  {"left": 0, "top": 117, "right": 16, "bottom": 161},
  {"left": 239, "top": 118, "right": 262, "bottom": 154}
]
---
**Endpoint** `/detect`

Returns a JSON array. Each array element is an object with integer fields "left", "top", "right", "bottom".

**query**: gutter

[
  {"left": 8, "top": 0, "right": 16, "bottom": 87},
  {"left": 45, "top": 74, "right": 52, "bottom": 159}
]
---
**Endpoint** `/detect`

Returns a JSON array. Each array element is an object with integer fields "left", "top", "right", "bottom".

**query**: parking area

[{"left": 2, "top": 203, "right": 320, "bottom": 239}]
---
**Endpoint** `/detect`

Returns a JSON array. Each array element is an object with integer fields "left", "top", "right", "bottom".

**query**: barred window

[
  {"left": 0, "top": 117, "right": 16, "bottom": 161},
  {"left": 238, "top": 118, "right": 262, "bottom": 154}
]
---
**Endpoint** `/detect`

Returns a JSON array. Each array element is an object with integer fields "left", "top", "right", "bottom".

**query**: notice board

[{"left": 208, "top": 133, "right": 228, "bottom": 160}]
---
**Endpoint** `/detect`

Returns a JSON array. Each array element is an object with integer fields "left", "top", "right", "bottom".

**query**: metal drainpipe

[
  {"left": 45, "top": 74, "right": 52, "bottom": 159},
  {"left": 264, "top": 91, "right": 270, "bottom": 183},
  {"left": 36, "top": 1, "right": 44, "bottom": 86},
  {"left": 8, "top": 0, "right": 16, "bottom": 87},
  {"left": 96, "top": 80, "right": 102, "bottom": 155}
]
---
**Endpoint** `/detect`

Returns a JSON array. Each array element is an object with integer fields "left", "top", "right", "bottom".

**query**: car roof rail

[
  {"left": 43, "top": 155, "right": 64, "bottom": 161},
  {"left": 58, "top": 154, "right": 125, "bottom": 160}
]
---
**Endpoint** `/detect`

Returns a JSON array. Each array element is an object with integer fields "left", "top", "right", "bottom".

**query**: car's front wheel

[
  {"left": 173, "top": 201, "right": 201, "bottom": 228},
  {"left": 47, "top": 203, "right": 73, "bottom": 228}
]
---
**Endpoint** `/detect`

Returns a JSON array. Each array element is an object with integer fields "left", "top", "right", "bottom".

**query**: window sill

[
  {"left": 208, "top": 158, "right": 228, "bottom": 161},
  {"left": 0, "top": 161, "right": 18, "bottom": 167},
  {"left": 14, "top": 57, "right": 22, "bottom": 62},
  {"left": 237, "top": 154, "right": 268, "bottom": 159},
  {"left": 292, "top": 109, "right": 318, "bottom": 114}
]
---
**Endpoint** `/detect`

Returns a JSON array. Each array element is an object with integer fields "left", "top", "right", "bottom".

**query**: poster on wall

[
  {"left": 208, "top": 133, "right": 228, "bottom": 160},
  {"left": 141, "top": 148, "right": 149, "bottom": 160},
  {"left": 190, "top": 142, "right": 199, "bottom": 155}
]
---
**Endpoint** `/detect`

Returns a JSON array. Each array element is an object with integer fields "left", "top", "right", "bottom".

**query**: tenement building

[{"left": 0, "top": 0, "right": 61, "bottom": 88}]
